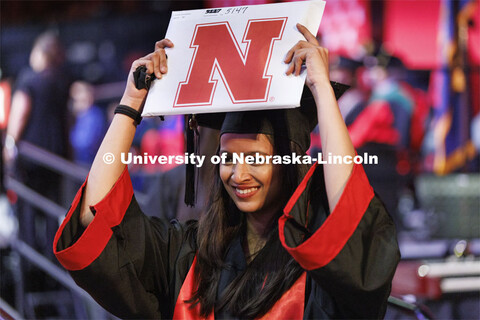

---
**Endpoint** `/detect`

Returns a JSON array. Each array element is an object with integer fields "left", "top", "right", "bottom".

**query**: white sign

[{"left": 142, "top": 1, "right": 325, "bottom": 116}]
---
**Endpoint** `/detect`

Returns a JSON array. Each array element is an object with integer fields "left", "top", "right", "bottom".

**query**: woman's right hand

[
  {"left": 119, "top": 39, "right": 174, "bottom": 110},
  {"left": 79, "top": 39, "right": 173, "bottom": 227}
]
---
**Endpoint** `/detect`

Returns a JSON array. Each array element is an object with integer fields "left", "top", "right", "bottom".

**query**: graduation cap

[{"left": 184, "top": 81, "right": 350, "bottom": 206}]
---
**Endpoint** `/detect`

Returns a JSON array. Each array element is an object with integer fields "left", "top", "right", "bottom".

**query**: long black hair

[{"left": 189, "top": 133, "right": 309, "bottom": 318}]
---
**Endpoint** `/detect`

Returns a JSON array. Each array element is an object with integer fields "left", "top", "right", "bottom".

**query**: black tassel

[{"left": 185, "top": 115, "right": 197, "bottom": 206}]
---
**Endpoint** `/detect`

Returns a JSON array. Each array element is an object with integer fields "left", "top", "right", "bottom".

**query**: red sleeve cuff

[
  {"left": 279, "top": 162, "right": 374, "bottom": 270},
  {"left": 53, "top": 167, "right": 133, "bottom": 271}
]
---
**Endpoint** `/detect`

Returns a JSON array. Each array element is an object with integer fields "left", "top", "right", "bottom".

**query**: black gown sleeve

[
  {"left": 53, "top": 167, "right": 197, "bottom": 319},
  {"left": 279, "top": 162, "right": 401, "bottom": 319}
]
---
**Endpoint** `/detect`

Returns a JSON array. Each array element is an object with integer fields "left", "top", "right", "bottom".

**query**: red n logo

[{"left": 174, "top": 18, "right": 287, "bottom": 107}]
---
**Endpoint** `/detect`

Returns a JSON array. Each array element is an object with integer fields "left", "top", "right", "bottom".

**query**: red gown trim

[
  {"left": 279, "top": 162, "right": 374, "bottom": 270},
  {"left": 257, "top": 272, "right": 306, "bottom": 320},
  {"left": 173, "top": 258, "right": 306, "bottom": 319},
  {"left": 53, "top": 167, "right": 133, "bottom": 271},
  {"left": 173, "top": 257, "right": 213, "bottom": 320}
]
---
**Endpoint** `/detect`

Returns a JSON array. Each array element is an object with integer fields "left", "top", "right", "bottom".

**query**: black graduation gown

[{"left": 54, "top": 162, "right": 400, "bottom": 319}]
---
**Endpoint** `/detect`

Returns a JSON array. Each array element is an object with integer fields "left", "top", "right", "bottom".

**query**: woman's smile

[{"left": 232, "top": 185, "right": 260, "bottom": 198}]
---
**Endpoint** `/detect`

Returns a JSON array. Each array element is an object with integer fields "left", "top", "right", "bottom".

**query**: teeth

[{"left": 236, "top": 187, "right": 258, "bottom": 195}]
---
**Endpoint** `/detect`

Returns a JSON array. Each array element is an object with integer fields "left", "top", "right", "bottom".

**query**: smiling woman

[{"left": 53, "top": 24, "right": 400, "bottom": 319}]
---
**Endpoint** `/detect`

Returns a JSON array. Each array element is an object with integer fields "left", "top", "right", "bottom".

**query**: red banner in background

[
  {"left": 317, "top": 0, "right": 372, "bottom": 60},
  {"left": 467, "top": 0, "right": 480, "bottom": 66},
  {"left": 0, "top": 81, "right": 11, "bottom": 130},
  {"left": 384, "top": 0, "right": 441, "bottom": 70}
]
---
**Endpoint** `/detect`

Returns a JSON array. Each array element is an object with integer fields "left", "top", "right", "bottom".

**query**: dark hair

[{"left": 189, "top": 134, "right": 309, "bottom": 318}]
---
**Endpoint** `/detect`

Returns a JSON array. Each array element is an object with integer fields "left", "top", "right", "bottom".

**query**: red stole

[{"left": 173, "top": 257, "right": 306, "bottom": 319}]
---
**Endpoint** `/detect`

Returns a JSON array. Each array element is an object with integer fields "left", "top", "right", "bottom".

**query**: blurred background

[{"left": 0, "top": 0, "right": 478, "bottom": 319}]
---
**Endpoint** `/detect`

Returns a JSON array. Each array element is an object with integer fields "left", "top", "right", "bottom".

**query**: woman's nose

[{"left": 231, "top": 163, "right": 251, "bottom": 183}]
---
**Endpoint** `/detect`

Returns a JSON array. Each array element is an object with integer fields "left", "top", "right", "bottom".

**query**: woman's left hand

[
  {"left": 284, "top": 23, "right": 330, "bottom": 91},
  {"left": 286, "top": 24, "right": 355, "bottom": 212}
]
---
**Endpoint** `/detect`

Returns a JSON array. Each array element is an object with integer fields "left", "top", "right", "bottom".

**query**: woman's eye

[{"left": 223, "top": 153, "right": 233, "bottom": 164}]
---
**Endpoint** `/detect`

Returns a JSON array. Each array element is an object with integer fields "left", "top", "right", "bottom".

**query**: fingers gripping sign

[
  {"left": 154, "top": 38, "right": 174, "bottom": 78},
  {"left": 284, "top": 23, "right": 330, "bottom": 90},
  {"left": 120, "top": 39, "right": 174, "bottom": 111}
]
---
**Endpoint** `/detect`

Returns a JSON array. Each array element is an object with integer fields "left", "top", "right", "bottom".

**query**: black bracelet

[{"left": 114, "top": 105, "right": 142, "bottom": 126}]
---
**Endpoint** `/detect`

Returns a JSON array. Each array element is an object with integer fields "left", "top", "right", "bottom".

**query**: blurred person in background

[
  {"left": 328, "top": 55, "right": 367, "bottom": 121},
  {"left": 317, "top": 53, "right": 405, "bottom": 227},
  {"left": 69, "top": 81, "right": 106, "bottom": 167},
  {"left": 341, "top": 53, "right": 429, "bottom": 231},
  {"left": 3, "top": 30, "right": 71, "bottom": 261}
]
